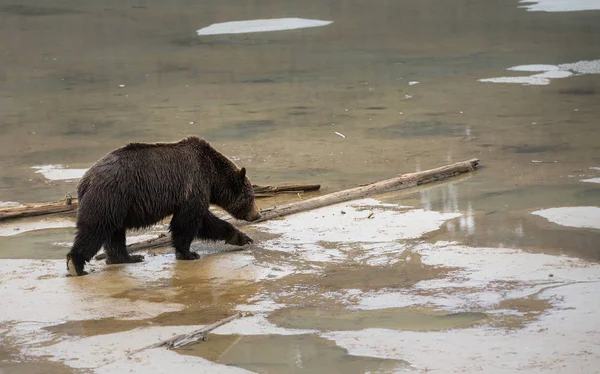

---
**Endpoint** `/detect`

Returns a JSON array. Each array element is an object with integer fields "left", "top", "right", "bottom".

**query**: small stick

[{"left": 130, "top": 313, "right": 241, "bottom": 354}]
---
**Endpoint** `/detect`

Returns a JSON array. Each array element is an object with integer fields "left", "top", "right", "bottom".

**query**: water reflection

[{"left": 401, "top": 181, "right": 600, "bottom": 260}]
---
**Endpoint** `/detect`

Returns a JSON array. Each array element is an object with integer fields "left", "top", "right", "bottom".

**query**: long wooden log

[
  {"left": 0, "top": 184, "right": 320, "bottom": 222},
  {"left": 95, "top": 158, "right": 479, "bottom": 260},
  {"left": 249, "top": 158, "right": 479, "bottom": 224}
]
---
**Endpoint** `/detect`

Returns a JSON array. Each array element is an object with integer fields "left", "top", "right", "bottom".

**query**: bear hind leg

[
  {"left": 67, "top": 229, "right": 106, "bottom": 276},
  {"left": 105, "top": 229, "right": 144, "bottom": 265}
]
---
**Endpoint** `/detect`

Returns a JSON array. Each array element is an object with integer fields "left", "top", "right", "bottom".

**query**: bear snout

[
  {"left": 248, "top": 212, "right": 262, "bottom": 221},
  {"left": 246, "top": 204, "right": 262, "bottom": 221}
]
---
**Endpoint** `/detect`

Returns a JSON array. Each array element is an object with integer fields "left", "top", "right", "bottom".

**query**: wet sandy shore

[{"left": 1, "top": 197, "right": 600, "bottom": 373}]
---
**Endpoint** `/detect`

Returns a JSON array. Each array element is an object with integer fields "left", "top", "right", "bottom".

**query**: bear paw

[
  {"left": 176, "top": 251, "right": 201, "bottom": 260},
  {"left": 226, "top": 231, "right": 253, "bottom": 246},
  {"left": 66, "top": 269, "right": 88, "bottom": 277},
  {"left": 66, "top": 254, "right": 88, "bottom": 276}
]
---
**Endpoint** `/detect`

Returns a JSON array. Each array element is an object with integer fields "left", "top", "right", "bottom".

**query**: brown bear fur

[{"left": 66, "top": 136, "right": 261, "bottom": 276}]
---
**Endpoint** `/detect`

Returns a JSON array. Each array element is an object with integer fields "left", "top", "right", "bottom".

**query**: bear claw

[
  {"left": 106, "top": 254, "right": 145, "bottom": 265},
  {"left": 129, "top": 254, "right": 145, "bottom": 263},
  {"left": 176, "top": 251, "right": 201, "bottom": 260},
  {"left": 67, "top": 270, "right": 88, "bottom": 277},
  {"left": 226, "top": 231, "right": 253, "bottom": 246}
]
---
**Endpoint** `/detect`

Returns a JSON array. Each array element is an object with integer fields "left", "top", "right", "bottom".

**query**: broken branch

[{"left": 130, "top": 313, "right": 241, "bottom": 354}]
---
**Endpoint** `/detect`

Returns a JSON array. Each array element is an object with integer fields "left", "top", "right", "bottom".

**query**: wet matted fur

[{"left": 66, "top": 136, "right": 261, "bottom": 276}]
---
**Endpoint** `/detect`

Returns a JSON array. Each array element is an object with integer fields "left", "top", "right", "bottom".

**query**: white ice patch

[
  {"left": 0, "top": 217, "right": 75, "bottom": 236},
  {"left": 98, "top": 349, "right": 252, "bottom": 374},
  {"left": 1, "top": 255, "right": 287, "bottom": 371},
  {"left": 479, "top": 59, "right": 600, "bottom": 86},
  {"left": 236, "top": 299, "right": 287, "bottom": 313},
  {"left": 519, "top": 0, "right": 600, "bottom": 12},
  {"left": 355, "top": 242, "right": 408, "bottom": 266},
  {"left": 32, "top": 165, "right": 88, "bottom": 181},
  {"left": 213, "top": 315, "right": 317, "bottom": 336},
  {"left": 24, "top": 325, "right": 253, "bottom": 373},
  {"left": 346, "top": 198, "right": 402, "bottom": 208},
  {"left": 532, "top": 206, "right": 600, "bottom": 229},
  {"left": 324, "top": 282, "right": 600, "bottom": 373},
  {"left": 416, "top": 243, "right": 600, "bottom": 283},
  {"left": 479, "top": 69, "right": 571, "bottom": 85},
  {"left": 256, "top": 198, "right": 460, "bottom": 265},
  {"left": 323, "top": 242, "right": 600, "bottom": 372},
  {"left": 0, "top": 201, "right": 22, "bottom": 208},
  {"left": 408, "top": 81, "right": 419, "bottom": 85},
  {"left": 581, "top": 177, "right": 600, "bottom": 184},
  {"left": 196, "top": 18, "right": 333, "bottom": 36},
  {"left": 204, "top": 252, "right": 299, "bottom": 283},
  {"left": 353, "top": 242, "right": 600, "bottom": 311},
  {"left": 560, "top": 59, "right": 600, "bottom": 74},
  {"left": 257, "top": 199, "right": 459, "bottom": 244},
  {"left": 508, "top": 64, "right": 560, "bottom": 72},
  {"left": 0, "top": 259, "right": 184, "bottom": 324}
]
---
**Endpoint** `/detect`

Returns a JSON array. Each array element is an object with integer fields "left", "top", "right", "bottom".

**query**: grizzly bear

[{"left": 66, "top": 136, "right": 261, "bottom": 276}]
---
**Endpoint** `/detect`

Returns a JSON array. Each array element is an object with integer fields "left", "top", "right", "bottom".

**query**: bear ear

[{"left": 239, "top": 167, "right": 246, "bottom": 179}]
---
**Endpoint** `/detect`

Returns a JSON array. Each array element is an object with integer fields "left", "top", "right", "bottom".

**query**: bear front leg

[{"left": 201, "top": 212, "right": 254, "bottom": 246}]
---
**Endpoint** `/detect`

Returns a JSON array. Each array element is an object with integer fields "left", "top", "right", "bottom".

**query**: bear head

[{"left": 221, "top": 167, "right": 262, "bottom": 222}]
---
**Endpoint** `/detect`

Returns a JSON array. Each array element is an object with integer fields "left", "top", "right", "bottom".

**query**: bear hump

[{"left": 119, "top": 136, "right": 208, "bottom": 152}]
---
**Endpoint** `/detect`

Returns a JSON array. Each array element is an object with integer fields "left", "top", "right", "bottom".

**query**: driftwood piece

[
  {"left": 0, "top": 184, "right": 321, "bottom": 222},
  {"left": 130, "top": 313, "right": 241, "bottom": 354},
  {"left": 253, "top": 183, "right": 321, "bottom": 195},
  {"left": 95, "top": 158, "right": 479, "bottom": 260},
  {"left": 0, "top": 195, "right": 78, "bottom": 222}
]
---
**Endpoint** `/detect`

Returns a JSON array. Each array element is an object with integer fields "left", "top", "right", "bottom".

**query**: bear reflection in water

[{"left": 66, "top": 136, "right": 261, "bottom": 276}]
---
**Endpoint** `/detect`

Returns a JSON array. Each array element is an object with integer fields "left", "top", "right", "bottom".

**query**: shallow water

[{"left": 1, "top": 0, "right": 599, "bottom": 373}]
